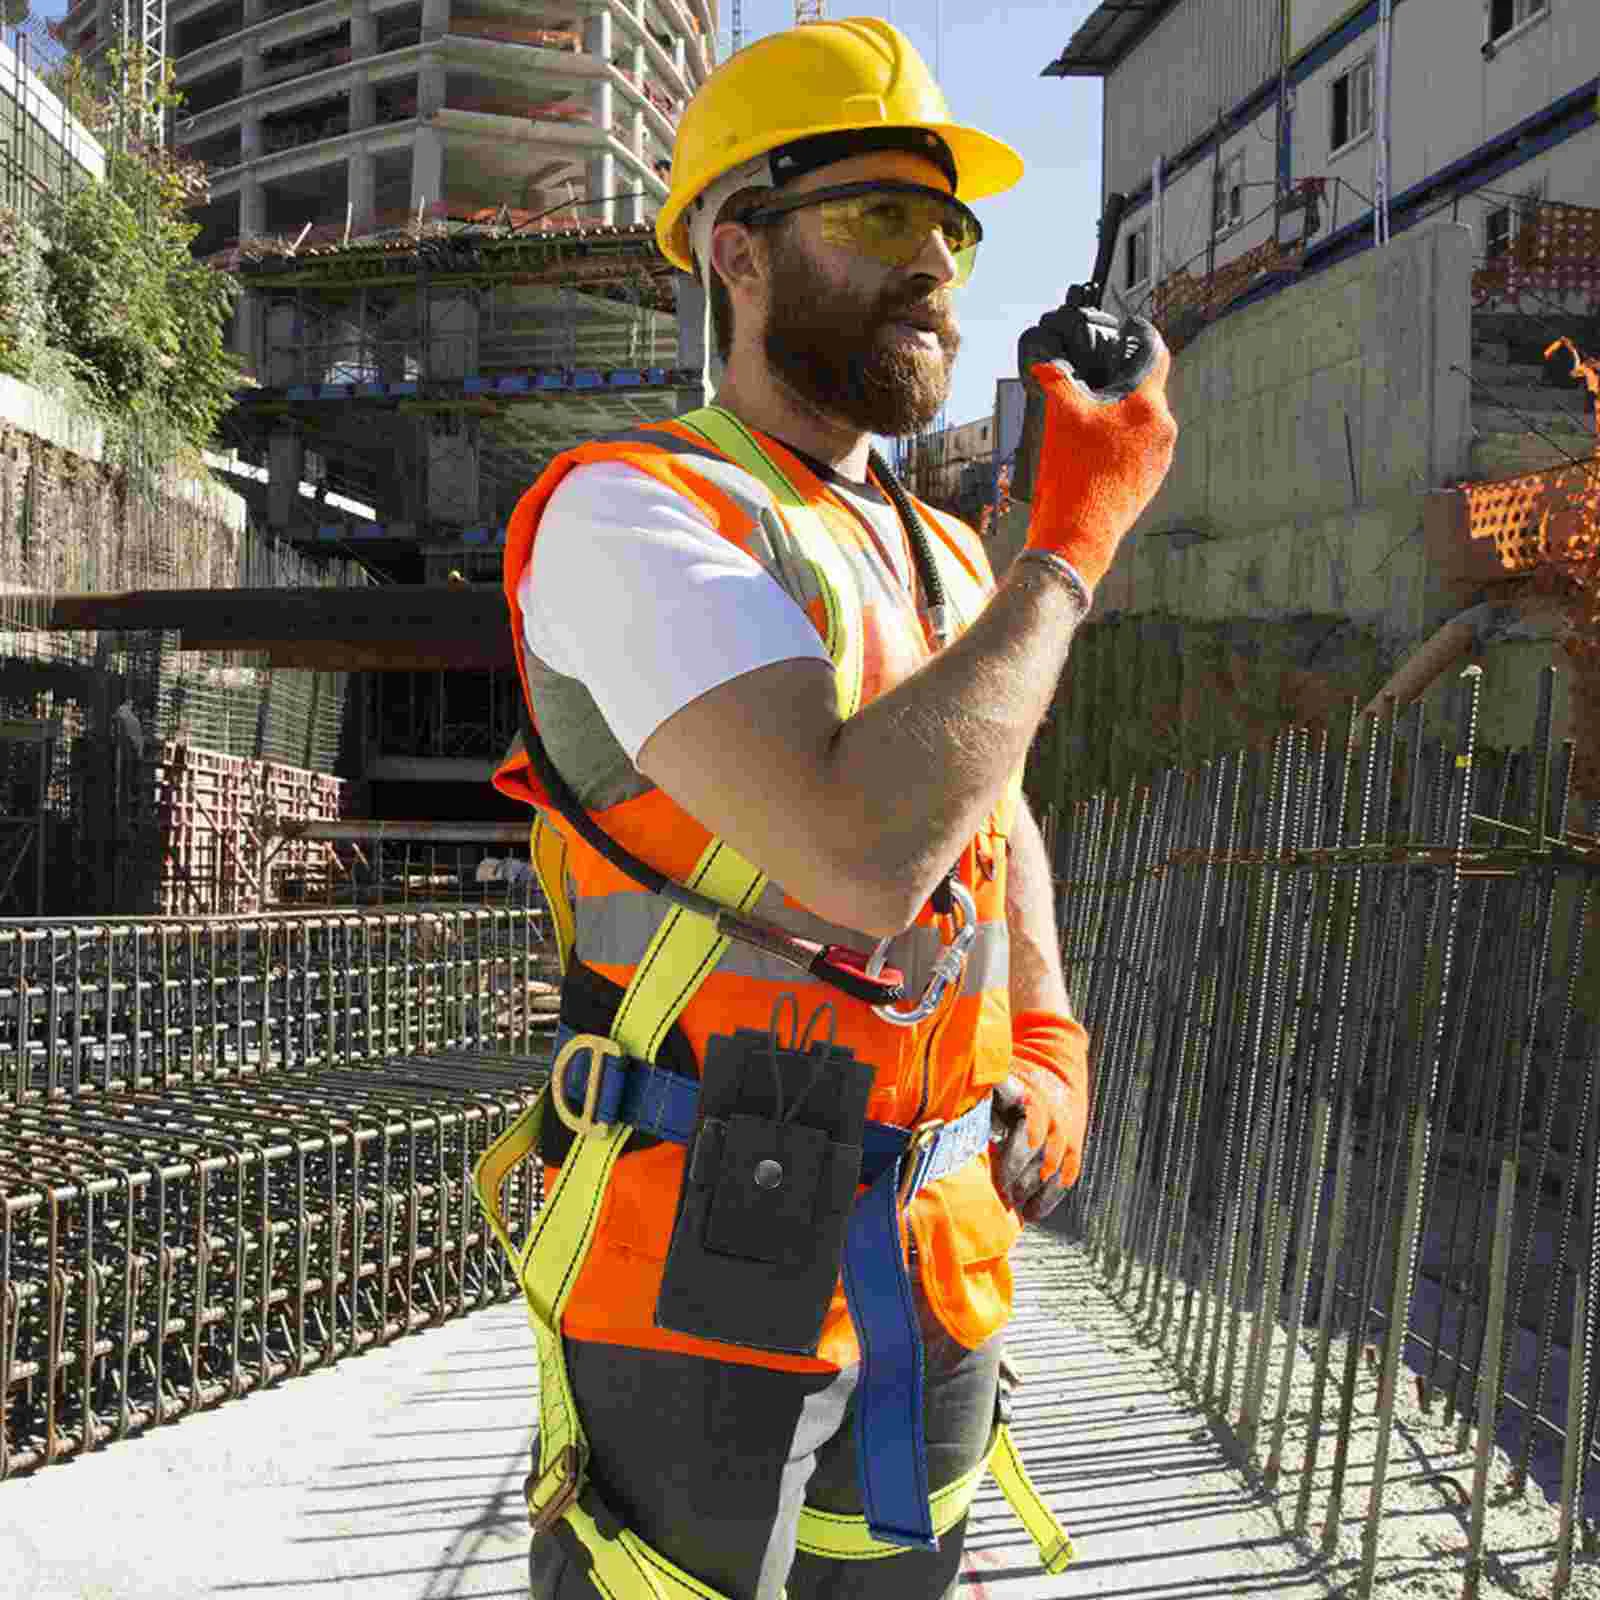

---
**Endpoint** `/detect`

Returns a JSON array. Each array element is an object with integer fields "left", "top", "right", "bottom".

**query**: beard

[{"left": 760, "top": 225, "right": 960, "bottom": 437}]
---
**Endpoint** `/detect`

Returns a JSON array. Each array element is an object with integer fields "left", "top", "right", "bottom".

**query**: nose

[{"left": 907, "top": 224, "right": 959, "bottom": 289}]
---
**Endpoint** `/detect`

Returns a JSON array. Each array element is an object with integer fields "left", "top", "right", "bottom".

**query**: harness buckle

[
  {"left": 551, "top": 1033, "right": 623, "bottom": 1138},
  {"left": 899, "top": 1119, "right": 946, "bottom": 1208},
  {"left": 526, "top": 1443, "right": 582, "bottom": 1537}
]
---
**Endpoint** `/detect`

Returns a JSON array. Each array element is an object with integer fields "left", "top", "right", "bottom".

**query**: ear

[{"left": 709, "top": 216, "right": 766, "bottom": 301}]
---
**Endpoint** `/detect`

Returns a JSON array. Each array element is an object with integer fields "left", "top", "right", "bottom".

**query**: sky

[{"left": 725, "top": 1, "right": 1109, "bottom": 431}]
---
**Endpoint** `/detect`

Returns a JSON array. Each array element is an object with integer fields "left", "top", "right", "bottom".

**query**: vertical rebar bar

[{"left": 1358, "top": 670, "right": 1482, "bottom": 1598}]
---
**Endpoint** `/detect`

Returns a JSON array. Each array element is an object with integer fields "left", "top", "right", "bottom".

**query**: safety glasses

[{"left": 739, "top": 181, "right": 982, "bottom": 286}]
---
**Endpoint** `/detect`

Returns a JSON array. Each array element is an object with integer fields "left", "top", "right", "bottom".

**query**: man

[{"left": 484, "top": 17, "right": 1176, "bottom": 1600}]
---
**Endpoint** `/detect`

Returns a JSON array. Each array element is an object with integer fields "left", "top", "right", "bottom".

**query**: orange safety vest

[{"left": 494, "top": 416, "right": 1023, "bottom": 1373}]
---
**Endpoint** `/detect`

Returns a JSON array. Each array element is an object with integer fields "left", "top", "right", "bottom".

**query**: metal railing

[
  {"left": 1057, "top": 665, "right": 1600, "bottom": 1596},
  {"left": 0, "top": 902, "right": 553, "bottom": 1100}
]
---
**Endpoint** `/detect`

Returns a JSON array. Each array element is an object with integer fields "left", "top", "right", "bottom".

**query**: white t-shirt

[{"left": 519, "top": 460, "right": 833, "bottom": 762}]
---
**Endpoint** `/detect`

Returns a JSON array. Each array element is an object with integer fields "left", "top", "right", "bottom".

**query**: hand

[
  {"left": 990, "top": 1009, "right": 1089, "bottom": 1223},
  {"left": 1014, "top": 307, "right": 1176, "bottom": 593}
]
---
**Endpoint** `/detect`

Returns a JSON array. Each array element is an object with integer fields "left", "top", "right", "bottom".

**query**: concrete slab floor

[{"left": 2, "top": 1229, "right": 1327, "bottom": 1600}]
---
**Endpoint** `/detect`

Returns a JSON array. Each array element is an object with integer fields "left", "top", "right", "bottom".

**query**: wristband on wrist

[{"left": 1013, "top": 548, "right": 1092, "bottom": 618}]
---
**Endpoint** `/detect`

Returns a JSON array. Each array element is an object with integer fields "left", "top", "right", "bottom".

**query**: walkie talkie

[{"left": 1009, "top": 190, "right": 1130, "bottom": 506}]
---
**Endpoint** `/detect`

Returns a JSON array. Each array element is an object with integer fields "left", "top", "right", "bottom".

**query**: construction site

[{"left": 2, "top": 0, "right": 1600, "bottom": 1594}]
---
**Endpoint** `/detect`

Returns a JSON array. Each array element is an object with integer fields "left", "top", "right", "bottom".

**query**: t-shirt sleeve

[{"left": 519, "top": 459, "right": 832, "bottom": 762}]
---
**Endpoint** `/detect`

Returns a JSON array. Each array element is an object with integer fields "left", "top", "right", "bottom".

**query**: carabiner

[{"left": 865, "top": 879, "right": 978, "bottom": 1028}]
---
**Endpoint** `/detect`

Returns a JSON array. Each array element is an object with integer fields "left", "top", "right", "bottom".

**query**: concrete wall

[
  {"left": 986, "top": 221, "right": 1580, "bottom": 816},
  {"left": 1127, "top": 220, "right": 1473, "bottom": 549}
]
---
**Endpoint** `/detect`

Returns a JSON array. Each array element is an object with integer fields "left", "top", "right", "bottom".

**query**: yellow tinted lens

[{"left": 818, "top": 194, "right": 979, "bottom": 284}]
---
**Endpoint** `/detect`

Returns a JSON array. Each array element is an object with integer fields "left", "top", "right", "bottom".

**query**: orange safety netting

[
  {"left": 1471, "top": 201, "right": 1600, "bottom": 310},
  {"left": 1150, "top": 237, "right": 1307, "bottom": 351},
  {"left": 1464, "top": 340, "right": 1600, "bottom": 796},
  {"left": 447, "top": 20, "right": 581, "bottom": 50}
]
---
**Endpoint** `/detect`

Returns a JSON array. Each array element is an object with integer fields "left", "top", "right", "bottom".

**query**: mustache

[{"left": 879, "top": 293, "right": 958, "bottom": 333}]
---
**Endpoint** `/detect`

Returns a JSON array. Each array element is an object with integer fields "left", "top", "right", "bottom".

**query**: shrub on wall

[
  {"left": 0, "top": 207, "right": 51, "bottom": 381},
  {"left": 24, "top": 48, "right": 240, "bottom": 466}
]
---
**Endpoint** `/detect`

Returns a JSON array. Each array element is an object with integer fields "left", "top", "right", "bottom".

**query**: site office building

[{"left": 1053, "top": 0, "right": 1597, "bottom": 329}]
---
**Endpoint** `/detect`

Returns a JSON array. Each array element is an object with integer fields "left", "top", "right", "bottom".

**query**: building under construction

[{"left": 2, "top": 3, "right": 714, "bottom": 914}]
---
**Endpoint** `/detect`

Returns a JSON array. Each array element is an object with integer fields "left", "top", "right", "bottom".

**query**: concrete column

[
  {"left": 673, "top": 36, "right": 686, "bottom": 77},
  {"left": 590, "top": 75, "right": 613, "bottom": 139},
  {"left": 239, "top": 172, "right": 265, "bottom": 236},
  {"left": 243, "top": 0, "right": 265, "bottom": 23},
  {"left": 673, "top": 270, "right": 711, "bottom": 409},
  {"left": 351, "top": 0, "right": 377, "bottom": 56},
  {"left": 267, "top": 431, "right": 305, "bottom": 527},
  {"left": 423, "top": 416, "right": 480, "bottom": 523},
  {"left": 418, "top": 59, "right": 446, "bottom": 116},
  {"left": 235, "top": 289, "right": 265, "bottom": 377},
  {"left": 421, "top": 0, "right": 450, "bottom": 38},
  {"left": 241, "top": 115, "right": 263, "bottom": 162},
  {"left": 583, "top": 7, "right": 612, "bottom": 62},
  {"left": 412, "top": 124, "right": 444, "bottom": 212},
  {"left": 350, "top": 75, "right": 376, "bottom": 129},
  {"left": 241, "top": 39, "right": 263, "bottom": 91},
  {"left": 348, "top": 147, "right": 376, "bottom": 228},
  {"left": 586, "top": 150, "right": 616, "bottom": 225},
  {"left": 427, "top": 289, "right": 480, "bottom": 379}
]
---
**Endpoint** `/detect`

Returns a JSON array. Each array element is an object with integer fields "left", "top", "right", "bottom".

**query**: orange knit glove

[
  {"left": 990, "top": 1008, "right": 1090, "bottom": 1223},
  {"left": 1017, "top": 308, "right": 1177, "bottom": 593}
]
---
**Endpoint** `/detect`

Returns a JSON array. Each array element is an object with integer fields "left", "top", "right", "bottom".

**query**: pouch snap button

[{"left": 753, "top": 1159, "right": 784, "bottom": 1189}]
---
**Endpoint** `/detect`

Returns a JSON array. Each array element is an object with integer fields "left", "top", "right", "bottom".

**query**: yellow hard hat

[{"left": 656, "top": 17, "right": 1023, "bottom": 275}]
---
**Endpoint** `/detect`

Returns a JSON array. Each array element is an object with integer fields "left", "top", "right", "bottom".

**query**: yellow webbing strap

[
  {"left": 794, "top": 1422, "right": 1074, "bottom": 1571},
  {"left": 474, "top": 836, "right": 769, "bottom": 1600},
  {"left": 987, "top": 1421, "right": 1078, "bottom": 1574}
]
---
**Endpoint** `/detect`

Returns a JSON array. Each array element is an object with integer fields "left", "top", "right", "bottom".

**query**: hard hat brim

[{"left": 656, "top": 120, "right": 1024, "bottom": 275}]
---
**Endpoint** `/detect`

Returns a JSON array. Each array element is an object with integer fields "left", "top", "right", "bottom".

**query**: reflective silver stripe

[{"left": 574, "top": 888, "right": 1008, "bottom": 998}]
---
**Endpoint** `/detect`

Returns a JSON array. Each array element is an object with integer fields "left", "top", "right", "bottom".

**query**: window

[
  {"left": 1212, "top": 155, "right": 1243, "bottom": 235},
  {"left": 1488, "top": 0, "right": 1547, "bottom": 44},
  {"left": 1330, "top": 55, "right": 1374, "bottom": 153},
  {"left": 1125, "top": 220, "right": 1151, "bottom": 289},
  {"left": 1485, "top": 181, "right": 1544, "bottom": 259}
]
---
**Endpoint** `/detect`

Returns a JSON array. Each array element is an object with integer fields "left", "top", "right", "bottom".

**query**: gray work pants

[{"left": 528, "top": 1283, "right": 1001, "bottom": 1600}]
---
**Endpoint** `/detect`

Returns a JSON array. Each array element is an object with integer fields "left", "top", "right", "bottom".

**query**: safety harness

[{"left": 472, "top": 408, "right": 1075, "bottom": 1593}]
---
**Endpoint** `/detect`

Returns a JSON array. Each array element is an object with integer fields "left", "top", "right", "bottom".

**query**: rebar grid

[
  {"left": 0, "top": 1048, "right": 548, "bottom": 1480},
  {"left": 1059, "top": 669, "right": 1600, "bottom": 1598},
  {"left": 0, "top": 903, "right": 553, "bottom": 1100}
]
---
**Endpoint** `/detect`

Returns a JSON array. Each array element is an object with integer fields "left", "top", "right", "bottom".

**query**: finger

[
  {"left": 1021, "top": 1180, "right": 1068, "bottom": 1224},
  {"left": 997, "top": 1133, "right": 1046, "bottom": 1203}
]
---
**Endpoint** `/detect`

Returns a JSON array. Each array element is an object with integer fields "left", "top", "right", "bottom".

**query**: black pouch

[{"left": 656, "top": 999, "right": 874, "bottom": 1355}]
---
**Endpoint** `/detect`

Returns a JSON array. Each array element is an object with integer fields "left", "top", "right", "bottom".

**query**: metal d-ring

[{"left": 865, "top": 879, "right": 978, "bottom": 1028}]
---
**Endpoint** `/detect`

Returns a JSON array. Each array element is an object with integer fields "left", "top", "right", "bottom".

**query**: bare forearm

[
  {"left": 823, "top": 559, "right": 1084, "bottom": 929},
  {"left": 1006, "top": 799, "right": 1073, "bottom": 1018}
]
